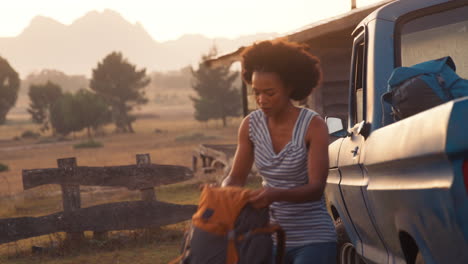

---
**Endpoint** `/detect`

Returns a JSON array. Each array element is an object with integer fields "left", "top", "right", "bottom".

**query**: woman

[{"left": 222, "top": 40, "right": 337, "bottom": 264}]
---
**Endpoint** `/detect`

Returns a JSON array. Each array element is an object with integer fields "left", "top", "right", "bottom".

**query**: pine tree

[
  {"left": 191, "top": 47, "right": 241, "bottom": 127},
  {"left": 90, "top": 52, "right": 149, "bottom": 133}
]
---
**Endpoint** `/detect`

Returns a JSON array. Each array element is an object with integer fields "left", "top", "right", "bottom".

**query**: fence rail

[
  {"left": 0, "top": 200, "right": 196, "bottom": 244},
  {"left": 0, "top": 154, "right": 197, "bottom": 244}
]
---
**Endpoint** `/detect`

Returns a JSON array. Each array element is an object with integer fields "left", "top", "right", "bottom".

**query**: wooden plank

[
  {"left": 137, "top": 154, "right": 156, "bottom": 201},
  {"left": 198, "top": 144, "right": 237, "bottom": 168},
  {"left": 192, "top": 155, "right": 198, "bottom": 172},
  {"left": 0, "top": 201, "right": 197, "bottom": 244},
  {"left": 58, "top": 158, "right": 81, "bottom": 213},
  {"left": 57, "top": 157, "right": 84, "bottom": 242},
  {"left": 23, "top": 164, "right": 193, "bottom": 190},
  {"left": 201, "top": 144, "right": 237, "bottom": 158},
  {"left": 204, "top": 47, "right": 245, "bottom": 68},
  {"left": 0, "top": 215, "right": 60, "bottom": 244}
]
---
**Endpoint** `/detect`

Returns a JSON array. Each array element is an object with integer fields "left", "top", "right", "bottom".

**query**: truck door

[{"left": 337, "top": 29, "right": 388, "bottom": 264}]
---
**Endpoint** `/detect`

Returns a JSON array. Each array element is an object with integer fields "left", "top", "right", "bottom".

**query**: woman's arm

[
  {"left": 221, "top": 116, "right": 254, "bottom": 187},
  {"left": 249, "top": 116, "right": 329, "bottom": 207}
]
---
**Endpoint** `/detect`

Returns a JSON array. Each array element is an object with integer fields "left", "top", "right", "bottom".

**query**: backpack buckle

[{"left": 227, "top": 230, "right": 236, "bottom": 240}]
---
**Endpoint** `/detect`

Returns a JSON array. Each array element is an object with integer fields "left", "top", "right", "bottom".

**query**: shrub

[
  {"left": 73, "top": 140, "right": 104, "bottom": 149},
  {"left": 0, "top": 163, "right": 9, "bottom": 172},
  {"left": 21, "top": 130, "right": 40, "bottom": 139},
  {"left": 154, "top": 128, "right": 167, "bottom": 134}
]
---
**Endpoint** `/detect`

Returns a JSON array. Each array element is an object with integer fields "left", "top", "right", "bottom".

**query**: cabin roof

[{"left": 204, "top": 0, "right": 393, "bottom": 68}]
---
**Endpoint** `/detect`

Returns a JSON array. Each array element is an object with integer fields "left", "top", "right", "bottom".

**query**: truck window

[
  {"left": 400, "top": 5, "right": 468, "bottom": 78},
  {"left": 351, "top": 38, "right": 366, "bottom": 125}
]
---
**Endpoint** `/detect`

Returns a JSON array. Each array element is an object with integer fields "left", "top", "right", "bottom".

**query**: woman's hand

[{"left": 249, "top": 187, "right": 280, "bottom": 208}]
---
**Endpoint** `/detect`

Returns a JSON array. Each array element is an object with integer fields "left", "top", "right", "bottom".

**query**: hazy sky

[{"left": 2, "top": 0, "right": 382, "bottom": 42}]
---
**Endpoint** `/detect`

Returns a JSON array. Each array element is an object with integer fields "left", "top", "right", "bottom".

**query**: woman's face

[{"left": 252, "top": 71, "right": 291, "bottom": 117}]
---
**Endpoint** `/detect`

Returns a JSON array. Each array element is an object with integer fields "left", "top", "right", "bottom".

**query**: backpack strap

[
  {"left": 258, "top": 225, "right": 285, "bottom": 264},
  {"left": 226, "top": 229, "right": 239, "bottom": 264},
  {"left": 235, "top": 224, "right": 286, "bottom": 264}
]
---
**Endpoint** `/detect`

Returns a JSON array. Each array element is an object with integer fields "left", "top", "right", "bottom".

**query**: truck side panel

[{"left": 362, "top": 101, "right": 468, "bottom": 263}]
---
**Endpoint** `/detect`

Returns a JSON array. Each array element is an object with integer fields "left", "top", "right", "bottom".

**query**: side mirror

[
  {"left": 357, "top": 120, "right": 371, "bottom": 139},
  {"left": 325, "top": 117, "right": 347, "bottom": 138}
]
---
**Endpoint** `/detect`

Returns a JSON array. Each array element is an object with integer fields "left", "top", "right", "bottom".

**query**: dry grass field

[{"left": 0, "top": 101, "right": 256, "bottom": 264}]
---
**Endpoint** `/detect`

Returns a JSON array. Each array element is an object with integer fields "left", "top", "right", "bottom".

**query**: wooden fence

[
  {"left": 192, "top": 144, "right": 236, "bottom": 173},
  {"left": 0, "top": 154, "right": 197, "bottom": 244}
]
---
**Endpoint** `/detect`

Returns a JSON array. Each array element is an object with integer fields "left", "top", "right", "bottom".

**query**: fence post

[
  {"left": 136, "top": 154, "right": 159, "bottom": 235},
  {"left": 137, "top": 154, "right": 156, "bottom": 201},
  {"left": 58, "top": 157, "right": 84, "bottom": 243},
  {"left": 207, "top": 157, "right": 214, "bottom": 167},
  {"left": 192, "top": 155, "right": 198, "bottom": 173}
]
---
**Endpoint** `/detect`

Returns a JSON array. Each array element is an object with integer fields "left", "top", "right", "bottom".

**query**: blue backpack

[{"left": 382, "top": 56, "right": 468, "bottom": 122}]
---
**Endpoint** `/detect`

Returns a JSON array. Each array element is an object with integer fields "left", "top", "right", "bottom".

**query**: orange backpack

[{"left": 170, "top": 186, "right": 285, "bottom": 264}]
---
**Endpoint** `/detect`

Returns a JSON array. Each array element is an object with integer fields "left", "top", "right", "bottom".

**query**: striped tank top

[{"left": 249, "top": 108, "right": 336, "bottom": 247}]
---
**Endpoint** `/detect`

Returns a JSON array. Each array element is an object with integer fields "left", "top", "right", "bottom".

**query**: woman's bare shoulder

[
  {"left": 305, "top": 111, "right": 328, "bottom": 142},
  {"left": 239, "top": 110, "right": 261, "bottom": 135}
]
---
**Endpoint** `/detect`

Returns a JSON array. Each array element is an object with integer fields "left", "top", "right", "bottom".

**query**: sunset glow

[{"left": 2, "top": 0, "right": 383, "bottom": 42}]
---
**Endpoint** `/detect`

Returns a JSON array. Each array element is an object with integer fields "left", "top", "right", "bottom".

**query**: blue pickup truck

[{"left": 324, "top": 0, "right": 468, "bottom": 264}]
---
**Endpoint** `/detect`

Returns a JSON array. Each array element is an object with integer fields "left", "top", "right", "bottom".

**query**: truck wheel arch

[
  {"left": 330, "top": 204, "right": 340, "bottom": 221},
  {"left": 395, "top": 213, "right": 432, "bottom": 264},
  {"left": 399, "top": 231, "right": 421, "bottom": 264}
]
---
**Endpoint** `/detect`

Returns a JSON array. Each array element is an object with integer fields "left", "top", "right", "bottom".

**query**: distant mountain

[{"left": 0, "top": 9, "right": 278, "bottom": 77}]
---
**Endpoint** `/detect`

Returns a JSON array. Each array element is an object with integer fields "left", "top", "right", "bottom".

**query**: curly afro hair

[{"left": 241, "top": 40, "right": 321, "bottom": 101}]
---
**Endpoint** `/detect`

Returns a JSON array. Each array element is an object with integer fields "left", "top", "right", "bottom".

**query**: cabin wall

[{"left": 303, "top": 29, "right": 353, "bottom": 126}]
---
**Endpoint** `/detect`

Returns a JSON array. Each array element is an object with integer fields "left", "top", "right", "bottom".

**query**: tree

[
  {"left": 27, "top": 81, "right": 63, "bottom": 132},
  {"left": 0, "top": 56, "right": 20, "bottom": 124},
  {"left": 90, "top": 52, "right": 150, "bottom": 133},
  {"left": 73, "top": 89, "right": 112, "bottom": 140},
  {"left": 49, "top": 90, "right": 112, "bottom": 139},
  {"left": 191, "top": 47, "right": 241, "bottom": 127},
  {"left": 49, "top": 93, "right": 79, "bottom": 136}
]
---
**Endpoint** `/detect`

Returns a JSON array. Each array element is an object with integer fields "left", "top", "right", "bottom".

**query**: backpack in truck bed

[
  {"left": 170, "top": 186, "right": 285, "bottom": 264},
  {"left": 382, "top": 56, "right": 468, "bottom": 122}
]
